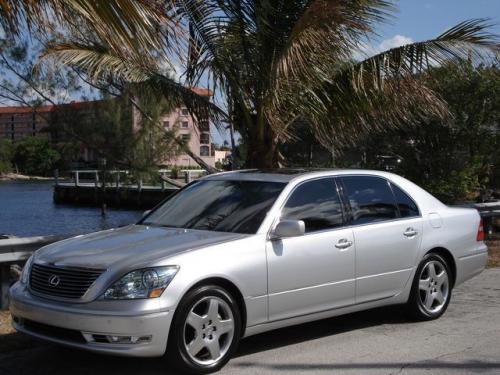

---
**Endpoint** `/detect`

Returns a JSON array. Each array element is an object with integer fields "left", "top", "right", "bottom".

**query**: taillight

[{"left": 476, "top": 219, "right": 485, "bottom": 242}]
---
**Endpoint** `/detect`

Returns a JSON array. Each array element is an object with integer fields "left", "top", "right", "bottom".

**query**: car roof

[{"left": 202, "top": 168, "right": 396, "bottom": 183}]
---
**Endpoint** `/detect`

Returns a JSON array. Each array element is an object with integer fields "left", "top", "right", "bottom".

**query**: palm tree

[{"left": 4, "top": 1, "right": 499, "bottom": 169}]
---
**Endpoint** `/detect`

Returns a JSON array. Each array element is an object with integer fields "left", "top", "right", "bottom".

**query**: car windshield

[{"left": 141, "top": 180, "right": 286, "bottom": 234}]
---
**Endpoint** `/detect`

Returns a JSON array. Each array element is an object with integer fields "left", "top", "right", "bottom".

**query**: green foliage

[
  {"left": 35, "top": 2, "right": 497, "bottom": 168},
  {"left": 0, "top": 139, "right": 14, "bottom": 173},
  {"left": 353, "top": 62, "right": 500, "bottom": 203},
  {"left": 48, "top": 89, "right": 181, "bottom": 173},
  {"left": 12, "top": 137, "right": 60, "bottom": 176},
  {"left": 0, "top": 160, "right": 11, "bottom": 173}
]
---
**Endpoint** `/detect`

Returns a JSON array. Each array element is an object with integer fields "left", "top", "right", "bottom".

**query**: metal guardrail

[{"left": 0, "top": 235, "right": 66, "bottom": 309}]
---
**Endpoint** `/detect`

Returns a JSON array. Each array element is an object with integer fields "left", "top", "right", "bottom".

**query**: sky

[
  {"left": 1, "top": 1, "right": 499, "bottom": 145},
  {"left": 364, "top": 0, "right": 500, "bottom": 55}
]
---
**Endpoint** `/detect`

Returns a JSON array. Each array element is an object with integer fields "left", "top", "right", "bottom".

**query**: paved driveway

[{"left": 0, "top": 269, "right": 499, "bottom": 375}]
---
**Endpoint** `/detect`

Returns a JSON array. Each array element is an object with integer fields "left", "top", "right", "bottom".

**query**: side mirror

[
  {"left": 271, "top": 220, "right": 305, "bottom": 240},
  {"left": 142, "top": 210, "right": 151, "bottom": 218}
]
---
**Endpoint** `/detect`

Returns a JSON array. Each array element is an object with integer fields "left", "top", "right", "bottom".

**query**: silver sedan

[{"left": 9, "top": 169, "right": 487, "bottom": 374}]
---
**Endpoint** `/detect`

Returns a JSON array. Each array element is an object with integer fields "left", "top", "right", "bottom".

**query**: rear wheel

[
  {"left": 168, "top": 285, "right": 241, "bottom": 374},
  {"left": 407, "top": 253, "right": 452, "bottom": 320}
]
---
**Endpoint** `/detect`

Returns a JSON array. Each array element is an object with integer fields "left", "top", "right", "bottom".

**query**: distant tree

[
  {"left": 0, "top": 36, "right": 84, "bottom": 107},
  {"left": 12, "top": 137, "right": 60, "bottom": 176},
  {"left": 359, "top": 62, "right": 500, "bottom": 202},
  {"left": 48, "top": 90, "right": 181, "bottom": 173},
  {"left": 0, "top": 139, "right": 14, "bottom": 173}
]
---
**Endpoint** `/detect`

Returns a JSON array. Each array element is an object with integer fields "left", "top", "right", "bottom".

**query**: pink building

[{"left": 0, "top": 88, "right": 230, "bottom": 168}]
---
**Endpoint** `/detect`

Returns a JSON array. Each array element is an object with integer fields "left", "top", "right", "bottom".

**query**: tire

[
  {"left": 407, "top": 253, "right": 452, "bottom": 321},
  {"left": 167, "top": 285, "right": 242, "bottom": 374}
]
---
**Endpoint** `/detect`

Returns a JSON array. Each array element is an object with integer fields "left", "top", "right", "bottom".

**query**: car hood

[{"left": 34, "top": 225, "right": 248, "bottom": 270}]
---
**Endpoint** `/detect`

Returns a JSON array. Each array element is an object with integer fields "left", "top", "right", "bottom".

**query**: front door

[{"left": 266, "top": 178, "right": 355, "bottom": 321}]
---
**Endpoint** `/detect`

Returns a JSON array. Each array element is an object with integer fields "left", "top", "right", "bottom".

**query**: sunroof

[{"left": 236, "top": 169, "right": 312, "bottom": 175}]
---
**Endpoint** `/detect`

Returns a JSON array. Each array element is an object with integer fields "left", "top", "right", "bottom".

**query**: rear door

[
  {"left": 266, "top": 177, "right": 355, "bottom": 321},
  {"left": 339, "top": 176, "right": 422, "bottom": 303}
]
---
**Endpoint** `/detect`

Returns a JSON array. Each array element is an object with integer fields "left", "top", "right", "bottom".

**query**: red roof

[
  {"left": 0, "top": 100, "right": 101, "bottom": 115},
  {"left": 0, "top": 87, "right": 212, "bottom": 114}
]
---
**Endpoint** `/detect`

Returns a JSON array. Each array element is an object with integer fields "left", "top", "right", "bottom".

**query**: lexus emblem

[{"left": 48, "top": 275, "right": 61, "bottom": 287}]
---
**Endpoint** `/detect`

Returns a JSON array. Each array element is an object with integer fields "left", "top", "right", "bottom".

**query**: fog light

[
  {"left": 104, "top": 335, "right": 152, "bottom": 344},
  {"left": 85, "top": 333, "right": 152, "bottom": 344}
]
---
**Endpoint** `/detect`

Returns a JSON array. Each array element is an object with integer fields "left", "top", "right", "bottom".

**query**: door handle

[
  {"left": 335, "top": 238, "right": 353, "bottom": 249},
  {"left": 403, "top": 227, "right": 418, "bottom": 237}
]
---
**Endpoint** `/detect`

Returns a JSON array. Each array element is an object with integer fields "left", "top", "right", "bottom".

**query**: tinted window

[
  {"left": 341, "top": 176, "right": 398, "bottom": 224},
  {"left": 143, "top": 180, "right": 285, "bottom": 234},
  {"left": 282, "top": 178, "right": 344, "bottom": 233},
  {"left": 391, "top": 183, "right": 419, "bottom": 218}
]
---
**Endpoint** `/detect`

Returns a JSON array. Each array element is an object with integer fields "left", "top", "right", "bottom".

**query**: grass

[
  {"left": 486, "top": 235, "right": 500, "bottom": 268},
  {"left": 0, "top": 311, "right": 13, "bottom": 335}
]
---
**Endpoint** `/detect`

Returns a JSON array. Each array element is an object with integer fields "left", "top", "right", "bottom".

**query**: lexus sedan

[{"left": 10, "top": 169, "right": 487, "bottom": 373}]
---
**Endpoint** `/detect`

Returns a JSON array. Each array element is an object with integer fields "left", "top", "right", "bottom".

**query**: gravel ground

[{"left": 0, "top": 268, "right": 499, "bottom": 375}]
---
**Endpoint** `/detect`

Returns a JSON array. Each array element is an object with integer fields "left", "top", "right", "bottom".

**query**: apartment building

[{"left": 0, "top": 89, "right": 226, "bottom": 167}]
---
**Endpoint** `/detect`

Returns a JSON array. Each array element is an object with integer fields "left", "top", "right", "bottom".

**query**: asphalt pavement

[{"left": 0, "top": 268, "right": 499, "bottom": 375}]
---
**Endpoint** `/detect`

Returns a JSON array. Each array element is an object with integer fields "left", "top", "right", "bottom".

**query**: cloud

[{"left": 354, "top": 34, "right": 414, "bottom": 60}]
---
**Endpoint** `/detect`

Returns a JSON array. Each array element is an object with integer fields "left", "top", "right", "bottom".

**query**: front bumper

[{"left": 9, "top": 282, "right": 174, "bottom": 357}]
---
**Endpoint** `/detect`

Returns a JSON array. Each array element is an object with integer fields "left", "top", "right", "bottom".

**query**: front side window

[
  {"left": 282, "top": 178, "right": 344, "bottom": 233},
  {"left": 341, "top": 176, "right": 399, "bottom": 225},
  {"left": 391, "top": 183, "right": 419, "bottom": 218},
  {"left": 142, "top": 180, "right": 285, "bottom": 234}
]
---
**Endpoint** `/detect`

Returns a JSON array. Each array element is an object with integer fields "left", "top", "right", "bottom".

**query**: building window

[
  {"left": 181, "top": 121, "right": 189, "bottom": 128},
  {"left": 200, "top": 132, "right": 210, "bottom": 144},
  {"left": 200, "top": 145, "right": 210, "bottom": 156},
  {"left": 199, "top": 120, "right": 209, "bottom": 132},
  {"left": 181, "top": 134, "right": 190, "bottom": 142},
  {"left": 163, "top": 120, "right": 170, "bottom": 128},
  {"left": 181, "top": 108, "right": 189, "bottom": 116}
]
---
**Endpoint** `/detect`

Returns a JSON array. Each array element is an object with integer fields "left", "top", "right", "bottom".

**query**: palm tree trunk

[{"left": 245, "top": 124, "right": 279, "bottom": 168}]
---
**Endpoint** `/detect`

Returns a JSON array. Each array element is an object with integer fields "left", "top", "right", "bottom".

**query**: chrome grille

[{"left": 29, "top": 263, "right": 104, "bottom": 299}]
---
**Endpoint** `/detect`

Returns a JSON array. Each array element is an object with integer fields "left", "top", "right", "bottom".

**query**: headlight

[
  {"left": 102, "top": 266, "right": 179, "bottom": 300},
  {"left": 21, "top": 255, "right": 34, "bottom": 284}
]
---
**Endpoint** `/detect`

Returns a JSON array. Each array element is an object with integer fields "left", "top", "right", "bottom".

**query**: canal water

[{"left": 0, "top": 181, "right": 142, "bottom": 237}]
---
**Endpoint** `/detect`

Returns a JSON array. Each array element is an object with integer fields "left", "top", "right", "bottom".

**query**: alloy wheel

[
  {"left": 418, "top": 260, "right": 449, "bottom": 314},
  {"left": 183, "top": 296, "right": 235, "bottom": 366}
]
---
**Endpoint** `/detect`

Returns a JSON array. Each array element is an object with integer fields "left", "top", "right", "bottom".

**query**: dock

[{"left": 52, "top": 169, "right": 206, "bottom": 209}]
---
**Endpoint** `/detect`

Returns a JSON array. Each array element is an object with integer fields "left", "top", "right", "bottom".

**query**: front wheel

[
  {"left": 407, "top": 253, "right": 452, "bottom": 320},
  {"left": 168, "top": 285, "right": 242, "bottom": 374}
]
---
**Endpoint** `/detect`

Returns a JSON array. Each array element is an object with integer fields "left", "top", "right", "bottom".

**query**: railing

[
  {"left": 55, "top": 169, "right": 207, "bottom": 189},
  {"left": 0, "top": 235, "right": 66, "bottom": 309}
]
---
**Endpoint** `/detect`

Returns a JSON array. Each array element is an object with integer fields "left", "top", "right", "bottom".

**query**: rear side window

[
  {"left": 391, "top": 183, "right": 419, "bottom": 218},
  {"left": 282, "top": 178, "right": 344, "bottom": 233},
  {"left": 341, "top": 176, "right": 398, "bottom": 225}
]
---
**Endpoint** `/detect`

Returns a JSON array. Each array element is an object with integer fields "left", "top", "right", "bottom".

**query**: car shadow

[
  {"left": 235, "top": 305, "right": 410, "bottom": 357},
  {"left": 0, "top": 306, "right": 498, "bottom": 374}
]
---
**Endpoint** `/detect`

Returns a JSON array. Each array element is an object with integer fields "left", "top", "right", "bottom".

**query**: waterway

[{"left": 0, "top": 181, "right": 142, "bottom": 237}]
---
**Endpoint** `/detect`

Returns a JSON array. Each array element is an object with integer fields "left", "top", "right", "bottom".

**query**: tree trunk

[{"left": 245, "top": 124, "right": 279, "bottom": 168}]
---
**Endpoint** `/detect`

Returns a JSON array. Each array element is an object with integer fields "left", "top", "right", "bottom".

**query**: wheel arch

[
  {"left": 425, "top": 247, "right": 457, "bottom": 287},
  {"left": 181, "top": 277, "right": 248, "bottom": 336}
]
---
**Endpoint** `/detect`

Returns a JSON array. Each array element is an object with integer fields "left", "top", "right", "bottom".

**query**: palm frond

[
  {"left": 0, "top": 0, "right": 172, "bottom": 56},
  {"left": 44, "top": 41, "right": 228, "bottom": 131},
  {"left": 348, "top": 19, "right": 499, "bottom": 93}
]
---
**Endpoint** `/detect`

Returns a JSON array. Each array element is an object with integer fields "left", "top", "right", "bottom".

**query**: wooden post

[{"left": 0, "top": 265, "right": 9, "bottom": 310}]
